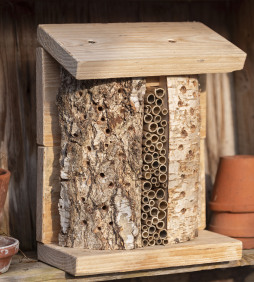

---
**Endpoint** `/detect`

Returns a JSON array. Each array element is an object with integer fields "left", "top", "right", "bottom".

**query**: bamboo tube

[
  {"left": 149, "top": 145, "right": 155, "bottom": 152},
  {"left": 142, "top": 180, "right": 152, "bottom": 191},
  {"left": 142, "top": 239, "right": 148, "bottom": 247},
  {"left": 157, "top": 127, "right": 164, "bottom": 136},
  {"left": 162, "top": 183, "right": 167, "bottom": 188},
  {"left": 161, "top": 108, "right": 168, "bottom": 115},
  {"left": 148, "top": 236, "right": 154, "bottom": 241},
  {"left": 143, "top": 122, "right": 157, "bottom": 133},
  {"left": 151, "top": 160, "right": 159, "bottom": 169},
  {"left": 151, "top": 105, "right": 161, "bottom": 115},
  {"left": 151, "top": 177, "right": 157, "bottom": 184},
  {"left": 144, "top": 92, "right": 155, "bottom": 104},
  {"left": 149, "top": 226, "right": 156, "bottom": 234},
  {"left": 148, "top": 240, "right": 155, "bottom": 246},
  {"left": 158, "top": 200, "right": 168, "bottom": 211},
  {"left": 142, "top": 231, "right": 149, "bottom": 238},
  {"left": 158, "top": 156, "right": 166, "bottom": 164},
  {"left": 158, "top": 210, "right": 166, "bottom": 220},
  {"left": 157, "top": 239, "right": 162, "bottom": 245},
  {"left": 160, "top": 149, "right": 166, "bottom": 155},
  {"left": 142, "top": 139, "right": 152, "bottom": 147},
  {"left": 152, "top": 217, "right": 159, "bottom": 225},
  {"left": 143, "top": 164, "right": 150, "bottom": 171},
  {"left": 142, "top": 213, "right": 148, "bottom": 221},
  {"left": 143, "top": 131, "right": 152, "bottom": 139},
  {"left": 155, "top": 88, "right": 165, "bottom": 99},
  {"left": 162, "top": 239, "right": 169, "bottom": 245},
  {"left": 158, "top": 174, "right": 167, "bottom": 183},
  {"left": 153, "top": 232, "right": 159, "bottom": 239},
  {"left": 149, "top": 199, "right": 155, "bottom": 207},
  {"left": 159, "top": 165, "right": 167, "bottom": 173},
  {"left": 143, "top": 153, "right": 153, "bottom": 164},
  {"left": 141, "top": 196, "right": 149, "bottom": 204},
  {"left": 142, "top": 191, "right": 148, "bottom": 196},
  {"left": 156, "top": 98, "right": 163, "bottom": 107},
  {"left": 150, "top": 207, "right": 159, "bottom": 217},
  {"left": 160, "top": 135, "right": 166, "bottom": 143},
  {"left": 147, "top": 190, "right": 155, "bottom": 199},
  {"left": 155, "top": 188, "right": 165, "bottom": 200},
  {"left": 160, "top": 120, "right": 167, "bottom": 127},
  {"left": 144, "top": 114, "right": 153, "bottom": 123},
  {"left": 153, "top": 115, "right": 161, "bottom": 124},
  {"left": 156, "top": 142, "right": 163, "bottom": 151},
  {"left": 142, "top": 147, "right": 149, "bottom": 153},
  {"left": 144, "top": 105, "right": 151, "bottom": 114},
  {"left": 155, "top": 182, "right": 160, "bottom": 187},
  {"left": 142, "top": 171, "right": 151, "bottom": 180},
  {"left": 142, "top": 204, "right": 150, "bottom": 213},
  {"left": 146, "top": 219, "right": 152, "bottom": 226},
  {"left": 159, "top": 229, "right": 168, "bottom": 239},
  {"left": 151, "top": 134, "right": 159, "bottom": 143},
  {"left": 141, "top": 225, "right": 148, "bottom": 231},
  {"left": 152, "top": 152, "right": 159, "bottom": 159},
  {"left": 154, "top": 170, "right": 160, "bottom": 177},
  {"left": 157, "top": 221, "right": 165, "bottom": 229}
]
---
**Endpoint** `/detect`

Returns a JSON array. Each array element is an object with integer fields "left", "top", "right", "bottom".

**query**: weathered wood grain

[
  {"left": 37, "top": 230, "right": 242, "bottom": 276},
  {"left": 37, "top": 22, "right": 246, "bottom": 80}
]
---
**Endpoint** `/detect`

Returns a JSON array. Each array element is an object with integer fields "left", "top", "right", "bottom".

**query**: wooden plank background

[{"left": 0, "top": 0, "right": 252, "bottom": 251}]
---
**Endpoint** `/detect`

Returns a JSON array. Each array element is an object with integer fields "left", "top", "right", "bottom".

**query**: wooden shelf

[
  {"left": 36, "top": 231, "right": 242, "bottom": 277},
  {"left": 2, "top": 246, "right": 254, "bottom": 281}
]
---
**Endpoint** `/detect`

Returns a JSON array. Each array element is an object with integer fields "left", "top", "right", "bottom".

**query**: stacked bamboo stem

[{"left": 142, "top": 87, "right": 169, "bottom": 246}]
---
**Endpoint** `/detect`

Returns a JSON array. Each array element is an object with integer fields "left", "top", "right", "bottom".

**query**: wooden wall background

[{"left": 0, "top": 0, "right": 253, "bottom": 251}]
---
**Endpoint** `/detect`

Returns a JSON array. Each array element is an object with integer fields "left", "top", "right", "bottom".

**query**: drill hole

[
  {"left": 100, "top": 173, "right": 105, "bottom": 178},
  {"left": 106, "top": 128, "right": 111, "bottom": 134}
]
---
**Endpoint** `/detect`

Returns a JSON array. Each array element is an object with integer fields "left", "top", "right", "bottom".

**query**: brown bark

[{"left": 57, "top": 69, "right": 145, "bottom": 250}]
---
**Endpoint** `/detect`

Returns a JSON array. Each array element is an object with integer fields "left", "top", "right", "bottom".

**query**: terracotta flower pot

[
  {"left": 0, "top": 169, "right": 10, "bottom": 215},
  {"left": 209, "top": 155, "right": 254, "bottom": 212},
  {"left": 0, "top": 236, "right": 19, "bottom": 274},
  {"left": 233, "top": 237, "right": 254, "bottom": 250}
]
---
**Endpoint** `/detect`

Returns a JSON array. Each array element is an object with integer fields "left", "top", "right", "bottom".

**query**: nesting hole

[
  {"left": 109, "top": 221, "right": 113, "bottom": 226},
  {"left": 101, "top": 117, "right": 105, "bottom": 121},
  {"left": 102, "top": 205, "right": 107, "bottom": 210},
  {"left": 98, "top": 226, "right": 101, "bottom": 231},
  {"left": 100, "top": 173, "right": 105, "bottom": 178},
  {"left": 109, "top": 182, "right": 114, "bottom": 187},
  {"left": 87, "top": 146, "right": 91, "bottom": 151},
  {"left": 98, "top": 106, "right": 103, "bottom": 112},
  {"left": 160, "top": 230, "right": 167, "bottom": 238},
  {"left": 83, "top": 220, "right": 87, "bottom": 225},
  {"left": 105, "top": 128, "right": 111, "bottom": 134}
]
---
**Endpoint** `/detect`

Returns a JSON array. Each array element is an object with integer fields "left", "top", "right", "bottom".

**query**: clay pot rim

[
  {"left": 220, "top": 155, "right": 254, "bottom": 160},
  {"left": 0, "top": 236, "right": 19, "bottom": 251},
  {"left": 0, "top": 169, "right": 10, "bottom": 177}
]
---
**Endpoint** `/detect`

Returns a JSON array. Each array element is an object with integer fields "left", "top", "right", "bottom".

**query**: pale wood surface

[
  {"left": 37, "top": 22, "right": 246, "bottom": 80},
  {"left": 36, "top": 48, "right": 61, "bottom": 146},
  {"left": 2, "top": 248, "right": 254, "bottom": 281},
  {"left": 36, "top": 146, "right": 60, "bottom": 244},
  {"left": 199, "top": 139, "right": 206, "bottom": 230},
  {"left": 37, "top": 230, "right": 242, "bottom": 276}
]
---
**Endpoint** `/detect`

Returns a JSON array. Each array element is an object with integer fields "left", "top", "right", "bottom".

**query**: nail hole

[
  {"left": 100, "top": 173, "right": 105, "bottom": 178},
  {"left": 168, "top": 39, "right": 176, "bottom": 43},
  {"left": 88, "top": 40, "right": 96, "bottom": 44}
]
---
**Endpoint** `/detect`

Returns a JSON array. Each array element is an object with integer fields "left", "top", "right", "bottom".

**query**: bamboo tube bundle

[{"left": 141, "top": 86, "right": 169, "bottom": 246}]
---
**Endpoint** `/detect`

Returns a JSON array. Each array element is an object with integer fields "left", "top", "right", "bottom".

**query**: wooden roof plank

[{"left": 37, "top": 22, "right": 246, "bottom": 79}]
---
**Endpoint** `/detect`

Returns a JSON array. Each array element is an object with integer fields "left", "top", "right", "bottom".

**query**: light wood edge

[
  {"left": 199, "top": 138, "right": 206, "bottom": 230},
  {"left": 37, "top": 230, "right": 242, "bottom": 276},
  {"left": 36, "top": 47, "right": 61, "bottom": 147}
]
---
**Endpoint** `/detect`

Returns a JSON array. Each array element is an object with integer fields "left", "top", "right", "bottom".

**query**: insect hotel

[{"left": 36, "top": 22, "right": 246, "bottom": 276}]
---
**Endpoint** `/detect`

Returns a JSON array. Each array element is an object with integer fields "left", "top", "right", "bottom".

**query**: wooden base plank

[{"left": 37, "top": 230, "right": 242, "bottom": 276}]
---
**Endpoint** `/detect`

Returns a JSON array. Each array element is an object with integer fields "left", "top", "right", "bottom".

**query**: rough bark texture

[
  {"left": 57, "top": 69, "right": 145, "bottom": 250},
  {"left": 167, "top": 76, "right": 200, "bottom": 244}
]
